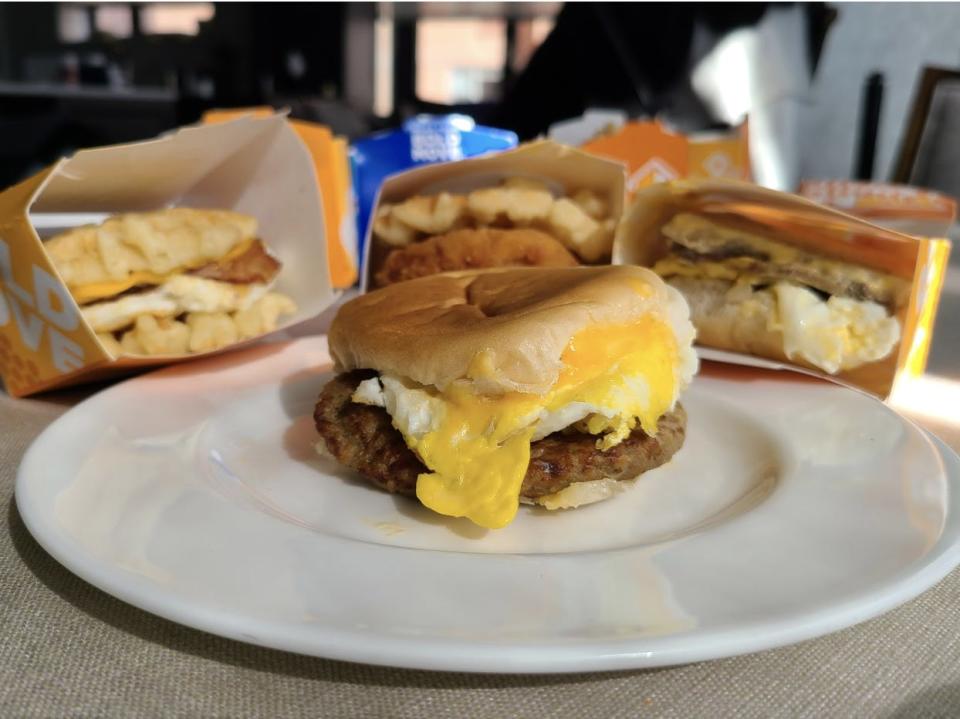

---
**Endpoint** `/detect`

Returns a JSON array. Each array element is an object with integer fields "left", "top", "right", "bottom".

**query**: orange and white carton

[
  {"left": 799, "top": 180, "right": 956, "bottom": 239},
  {"left": 360, "top": 140, "right": 626, "bottom": 290},
  {"left": 0, "top": 113, "right": 337, "bottom": 397},
  {"left": 614, "top": 179, "right": 951, "bottom": 398},
  {"left": 581, "top": 120, "right": 750, "bottom": 197}
]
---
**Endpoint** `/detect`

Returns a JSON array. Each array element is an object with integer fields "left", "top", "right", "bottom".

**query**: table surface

[{"left": 3, "top": 273, "right": 960, "bottom": 719}]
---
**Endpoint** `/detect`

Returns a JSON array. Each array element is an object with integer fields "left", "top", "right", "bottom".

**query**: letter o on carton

[{"left": 33, "top": 265, "right": 79, "bottom": 331}]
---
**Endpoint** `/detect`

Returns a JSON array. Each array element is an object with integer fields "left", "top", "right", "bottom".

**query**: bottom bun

[
  {"left": 667, "top": 277, "right": 793, "bottom": 365},
  {"left": 520, "top": 477, "right": 630, "bottom": 510}
]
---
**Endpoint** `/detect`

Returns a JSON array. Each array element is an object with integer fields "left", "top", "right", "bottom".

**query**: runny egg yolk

[{"left": 410, "top": 314, "right": 680, "bottom": 529}]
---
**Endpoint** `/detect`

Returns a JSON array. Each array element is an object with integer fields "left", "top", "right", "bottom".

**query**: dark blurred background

[{"left": 2, "top": 2, "right": 960, "bottom": 199}]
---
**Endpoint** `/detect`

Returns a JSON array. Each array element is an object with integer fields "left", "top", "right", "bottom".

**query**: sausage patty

[
  {"left": 314, "top": 371, "right": 686, "bottom": 500},
  {"left": 191, "top": 239, "right": 281, "bottom": 285}
]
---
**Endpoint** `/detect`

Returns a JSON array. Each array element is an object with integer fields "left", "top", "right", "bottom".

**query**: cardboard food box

[
  {"left": 351, "top": 114, "right": 518, "bottom": 263},
  {"left": 614, "top": 180, "right": 951, "bottom": 398},
  {"left": 359, "top": 140, "right": 627, "bottom": 291},
  {"left": 203, "top": 107, "right": 358, "bottom": 288},
  {"left": 578, "top": 119, "right": 751, "bottom": 196},
  {"left": 0, "top": 113, "right": 337, "bottom": 397},
  {"left": 799, "top": 180, "right": 957, "bottom": 239}
]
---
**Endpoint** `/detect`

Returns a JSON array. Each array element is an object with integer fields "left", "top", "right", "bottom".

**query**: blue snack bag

[{"left": 350, "top": 115, "right": 517, "bottom": 260}]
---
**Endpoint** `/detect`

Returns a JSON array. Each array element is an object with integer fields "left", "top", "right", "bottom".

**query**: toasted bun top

[
  {"left": 46, "top": 208, "right": 258, "bottom": 289},
  {"left": 329, "top": 265, "right": 685, "bottom": 395}
]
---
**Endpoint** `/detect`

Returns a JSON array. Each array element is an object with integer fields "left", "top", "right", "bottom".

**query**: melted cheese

[
  {"left": 68, "top": 237, "right": 256, "bottom": 304},
  {"left": 653, "top": 255, "right": 756, "bottom": 284},
  {"left": 359, "top": 315, "right": 687, "bottom": 530}
]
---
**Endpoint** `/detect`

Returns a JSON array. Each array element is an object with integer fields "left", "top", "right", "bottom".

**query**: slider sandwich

[
  {"left": 314, "top": 265, "right": 697, "bottom": 529},
  {"left": 45, "top": 208, "right": 296, "bottom": 356}
]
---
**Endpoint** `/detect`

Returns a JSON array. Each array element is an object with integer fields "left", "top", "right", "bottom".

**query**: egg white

[
  {"left": 353, "top": 374, "right": 661, "bottom": 445},
  {"left": 773, "top": 282, "right": 900, "bottom": 373},
  {"left": 82, "top": 275, "right": 271, "bottom": 332}
]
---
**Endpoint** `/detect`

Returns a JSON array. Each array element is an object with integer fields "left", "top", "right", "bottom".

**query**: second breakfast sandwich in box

[
  {"left": 361, "top": 140, "right": 626, "bottom": 289},
  {"left": 614, "top": 180, "right": 951, "bottom": 397},
  {"left": 0, "top": 113, "right": 337, "bottom": 397},
  {"left": 46, "top": 207, "right": 296, "bottom": 356}
]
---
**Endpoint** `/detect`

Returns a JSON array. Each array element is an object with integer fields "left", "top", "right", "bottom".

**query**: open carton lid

[
  {"left": 0, "top": 113, "right": 337, "bottom": 396},
  {"left": 360, "top": 139, "right": 627, "bottom": 291},
  {"left": 614, "top": 179, "right": 952, "bottom": 398}
]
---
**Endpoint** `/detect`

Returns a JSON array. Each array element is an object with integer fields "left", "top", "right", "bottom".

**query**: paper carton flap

[{"left": 32, "top": 116, "right": 281, "bottom": 212}]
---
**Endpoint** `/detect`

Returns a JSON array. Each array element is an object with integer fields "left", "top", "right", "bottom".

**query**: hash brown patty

[
  {"left": 374, "top": 228, "right": 579, "bottom": 287},
  {"left": 314, "top": 371, "right": 686, "bottom": 500}
]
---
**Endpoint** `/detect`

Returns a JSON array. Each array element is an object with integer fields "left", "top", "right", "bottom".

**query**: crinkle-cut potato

[
  {"left": 120, "top": 315, "right": 191, "bottom": 355},
  {"left": 119, "top": 328, "right": 143, "bottom": 355},
  {"left": 45, "top": 208, "right": 257, "bottom": 288},
  {"left": 234, "top": 292, "right": 298, "bottom": 340},
  {"left": 96, "top": 332, "right": 123, "bottom": 357},
  {"left": 109, "top": 292, "right": 296, "bottom": 357},
  {"left": 369, "top": 178, "right": 615, "bottom": 263},
  {"left": 186, "top": 312, "right": 239, "bottom": 353},
  {"left": 467, "top": 185, "right": 554, "bottom": 225},
  {"left": 372, "top": 205, "right": 418, "bottom": 247},
  {"left": 390, "top": 192, "right": 467, "bottom": 235},
  {"left": 571, "top": 189, "right": 609, "bottom": 220},
  {"left": 546, "top": 198, "right": 614, "bottom": 263},
  {"left": 80, "top": 275, "right": 268, "bottom": 333}
]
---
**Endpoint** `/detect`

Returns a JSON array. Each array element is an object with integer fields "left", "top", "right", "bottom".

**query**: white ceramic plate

[{"left": 16, "top": 338, "right": 960, "bottom": 673}]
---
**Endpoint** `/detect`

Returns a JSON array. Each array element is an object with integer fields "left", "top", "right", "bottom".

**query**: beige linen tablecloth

[{"left": 4, "top": 287, "right": 960, "bottom": 718}]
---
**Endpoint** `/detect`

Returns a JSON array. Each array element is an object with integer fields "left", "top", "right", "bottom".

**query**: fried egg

[
  {"left": 352, "top": 286, "right": 697, "bottom": 529},
  {"left": 81, "top": 275, "right": 270, "bottom": 333},
  {"left": 773, "top": 282, "right": 901, "bottom": 374}
]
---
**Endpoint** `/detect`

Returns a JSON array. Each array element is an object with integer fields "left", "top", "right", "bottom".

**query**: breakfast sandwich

[
  {"left": 314, "top": 265, "right": 697, "bottom": 529},
  {"left": 370, "top": 178, "right": 617, "bottom": 286},
  {"left": 45, "top": 208, "right": 297, "bottom": 356},
  {"left": 649, "top": 212, "right": 912, "bottom": 375}
]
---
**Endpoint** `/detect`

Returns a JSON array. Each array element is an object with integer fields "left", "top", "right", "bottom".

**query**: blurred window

[
  {"left": 57, "top": 5, "right": 91, "bottom": 43},
  {"left": 140, "top": 3, "right": 215, "bottom": 36},
  {"left": 95, "top": 4, "right": 133, "bottom": 38},
  {"left": 416, "top": 19, "right": 507, "bottom": 104},
  {"left": 374, "top": 9, "right": 395, "bottom": 117},
  {"left": 56, "top": 3, "right": 214, "bottom": 42},
  {"left": 374, "top": 4, "right": 559, "bottom": 115}
]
